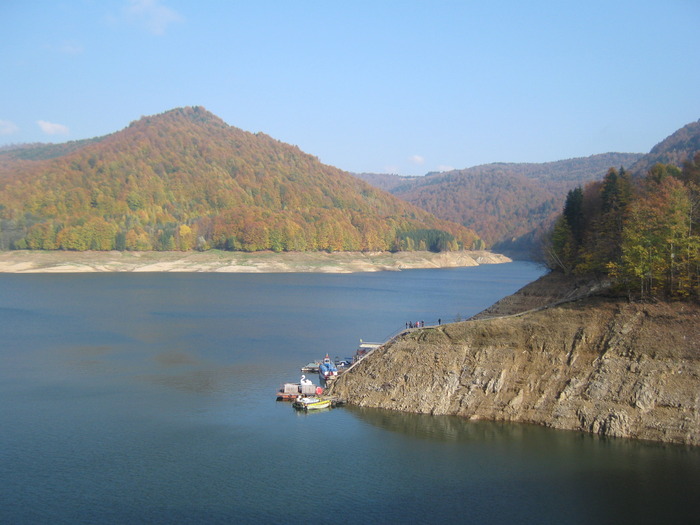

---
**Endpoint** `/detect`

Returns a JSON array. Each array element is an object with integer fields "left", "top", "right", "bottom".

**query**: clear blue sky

[{"left": 2, "top": 1, "right": 699, "bottom": 175}]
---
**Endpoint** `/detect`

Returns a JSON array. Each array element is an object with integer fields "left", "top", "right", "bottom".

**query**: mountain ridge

[
  {"left": 355, "top": 152, "right": 643, "bottom": 250},
  {"left": 356, "top": 118, "right": 700, "bottom": 256},
  {"left": 628, "top": 119, "right": 700, "bottom": 175}
]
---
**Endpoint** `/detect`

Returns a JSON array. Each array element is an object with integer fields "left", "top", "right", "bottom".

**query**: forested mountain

[
  {"left": 0, "top": 107, "right": 480, "bottom": 252},
  {"left": 628, "top": 119, "right": 700, "bottom": 176},
  {"left": 0, "top": 138, "right": 103, "bottom": 162},
  {"left": 356, "top": 153, "right": 643, "bottom": 252}
]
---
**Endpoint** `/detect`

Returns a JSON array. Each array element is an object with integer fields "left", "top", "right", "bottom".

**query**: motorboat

[
  {"left": 318, "top": 354, "right": 338, "bottom": 381},
  {"left": 292, "top": 397, "right": 332, "bottom": 411},
  {"left": 334, "top": 357, "right": 352, "bottom": 369}
]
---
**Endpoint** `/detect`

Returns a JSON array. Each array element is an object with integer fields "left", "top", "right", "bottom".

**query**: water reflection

[
  {"left": 347, "top": 405, "right": 541, "bottom": 443},
  {"left": 347, "top": 406, "right": 700, "bottom": 523}
]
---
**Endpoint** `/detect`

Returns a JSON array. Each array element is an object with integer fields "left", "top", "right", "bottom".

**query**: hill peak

[
  {"left": 128, "top": 106, "right": 228, "bottom": 130},
  {"left": 0, "top": 107, "right": 480, "bottom": 253}
]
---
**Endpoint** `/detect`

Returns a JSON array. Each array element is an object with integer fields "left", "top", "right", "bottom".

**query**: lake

[{"left": 1, "top": 262, "right": 699, "bottom": 524}]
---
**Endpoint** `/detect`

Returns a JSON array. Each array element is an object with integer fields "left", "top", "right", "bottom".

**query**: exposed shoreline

[
  {"left": 328, "top": 273, "right": 700, "bottom": 446},
  {"left": 0, "top": 249, "right": 511, "bottom": 273}
]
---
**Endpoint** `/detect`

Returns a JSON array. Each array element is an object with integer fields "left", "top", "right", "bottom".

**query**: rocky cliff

[{"left": 328, "top": 273, "right": 700, "bottom": 445}]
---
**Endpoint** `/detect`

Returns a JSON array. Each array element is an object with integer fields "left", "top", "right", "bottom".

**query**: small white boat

[{"left": 292, "top": 397, "right": 332, "bottom": 411}]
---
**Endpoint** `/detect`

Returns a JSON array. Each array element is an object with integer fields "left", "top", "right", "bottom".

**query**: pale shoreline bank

[{"left": 0, "top": 249, "right": 511, "bottom": 274}]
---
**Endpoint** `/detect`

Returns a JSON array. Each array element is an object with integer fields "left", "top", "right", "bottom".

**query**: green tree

[
  {"left": 591, "top": 168, "right": 633, "bottom": 269},
  {"left": 26, "top": 222, "right": 57, "bottom": 250},
  {"left": 547, "top": 216, "right": 576, "bottom": 274},
  {"left": 610, "top": 176, "right": 698, "bottom": 299},
  {"left": 563, "top": 186, "right": 584, "bottom": 245}
]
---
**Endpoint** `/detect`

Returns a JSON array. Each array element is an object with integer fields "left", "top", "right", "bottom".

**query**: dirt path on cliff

[{"left": 469, "top": 271, "right": 611, "bottom": 319}]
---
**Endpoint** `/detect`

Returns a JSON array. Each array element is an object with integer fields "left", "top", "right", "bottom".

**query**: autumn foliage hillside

[
  {"left": 627, "top": 119, "right": 700, "bottom": 176},
  {"left": 356, "top": 153, "right": 643, "bottom": 250},
  {"left": 544, "top": 119, "right": 700, "bottom": 301},
  {"left": 546, "top": 158, "right": 700, "bottom": 301},
  {"left": 0, "top": 107, "right": 479, "bottom": 252}
]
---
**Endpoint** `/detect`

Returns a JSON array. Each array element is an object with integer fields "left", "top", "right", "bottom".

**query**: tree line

[{"left": 544, "top": 154, "right": 700, "bottom": 301}]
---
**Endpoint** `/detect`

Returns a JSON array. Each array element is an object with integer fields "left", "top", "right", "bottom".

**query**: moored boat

[
  {"left": 335, "top": 356, "right": 352, "bottom": 369},
  {"left": 292, "top": 396, "right": 332, "bottom": 411},
  {"left": 276, "top": 382, "right": 301, "bottom": 401},
  {"left": 318, "top": 354, "right": 338, "bottom": 381},
  {"left": 277, "top": 376, "right": 321, "bottom": 400},
  {"left": 301, "top": 361, "right": 320, "bottom": 373}
]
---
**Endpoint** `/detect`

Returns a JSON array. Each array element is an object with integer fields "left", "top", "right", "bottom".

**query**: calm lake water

[{"left": 1, "top": 262, "right": 699, "bottom": 524}]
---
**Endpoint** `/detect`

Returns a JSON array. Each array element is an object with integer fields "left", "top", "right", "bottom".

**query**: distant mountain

[
  {"left": 628, "top": 119, "right": 700, "bottom": 176},
  {"left": 0, "top": 107, "right": 479, "bottom": 252},
  {"left": 355, "top": 153, "right": 643, "bottom": 254},
  {"left": 352, "top": 172, "right": 421, "bottom": 193},
  {"left": 0, "top": 137, "right": 104, "bottom": 162}
]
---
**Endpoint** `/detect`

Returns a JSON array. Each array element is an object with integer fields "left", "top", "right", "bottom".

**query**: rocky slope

[{"left": 329, "top": 273, "right": 700, "bottom": 445}]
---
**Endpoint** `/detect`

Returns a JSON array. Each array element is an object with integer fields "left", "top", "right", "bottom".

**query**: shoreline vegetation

[{"left": 0, "top": 249, "right": 511, "bottom": 274}]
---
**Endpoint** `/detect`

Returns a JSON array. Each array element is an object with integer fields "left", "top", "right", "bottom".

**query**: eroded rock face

[{"left": 329, "top": 297, "right": 700, "bottom": 445}]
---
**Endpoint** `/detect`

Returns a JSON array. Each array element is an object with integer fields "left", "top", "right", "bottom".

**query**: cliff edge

[{"left": 329, "top": 273, "right": 700, "bottom": 445}]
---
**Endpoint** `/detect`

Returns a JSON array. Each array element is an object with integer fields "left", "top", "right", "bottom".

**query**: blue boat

[{"left": 318, "top": 354, "right": 338, "bottom": 381}]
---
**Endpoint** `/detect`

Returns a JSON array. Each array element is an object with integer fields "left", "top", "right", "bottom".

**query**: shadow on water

[
  {"left": 347, "top": 404, "right": 548, "bottom": 443},
  {"left": 346, "top": 406, "right": 700, "bottom": 524}
]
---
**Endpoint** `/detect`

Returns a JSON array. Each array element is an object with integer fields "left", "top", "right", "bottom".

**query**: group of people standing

[{"left": 405, "top": 318, "right": 442, "bottom": 330}]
